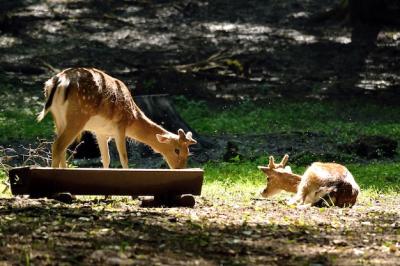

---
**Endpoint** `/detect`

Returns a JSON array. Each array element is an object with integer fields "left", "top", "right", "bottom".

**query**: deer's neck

[
  {"left": 126, "top": 113, "right": 170, "bottom": 153},
  {"left": 278, "top": 172, "right": 302, "bottom": 193}
]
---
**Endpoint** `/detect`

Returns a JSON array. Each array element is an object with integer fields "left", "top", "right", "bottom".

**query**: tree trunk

[
  {"left": 312, "top": 0, "right": 400, "bottom": 26},
  {"left": 349, "top": 0, "right": 387, "bottom": 24}
]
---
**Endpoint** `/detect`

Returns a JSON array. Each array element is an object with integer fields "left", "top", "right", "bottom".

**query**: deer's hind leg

[{"left": 52, "top": 116, "right": 88, "bottom": 168}]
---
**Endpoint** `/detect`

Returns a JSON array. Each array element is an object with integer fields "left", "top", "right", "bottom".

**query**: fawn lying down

[{"left": 258, "top": 155, "right": 360, "bottom": 207}]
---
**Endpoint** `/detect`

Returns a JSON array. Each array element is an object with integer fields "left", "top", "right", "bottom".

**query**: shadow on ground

[
  {"left": 0, "top": 196, "right": 399, "bottom": 265},
  {"left": 1, "top": 0, "right": 399, "bottom": 101}
]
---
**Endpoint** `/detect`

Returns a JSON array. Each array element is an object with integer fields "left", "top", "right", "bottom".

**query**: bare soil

[{"left": 0, "top": 195, "right": 399, "bottom": 265}]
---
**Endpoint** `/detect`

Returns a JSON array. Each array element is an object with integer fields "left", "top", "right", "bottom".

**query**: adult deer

[
  {"left": 37, "top": 68, "right": 197, "bottom": 169},
  {"left": 258, "top": 155, "right": 360, "bottom": 207}
]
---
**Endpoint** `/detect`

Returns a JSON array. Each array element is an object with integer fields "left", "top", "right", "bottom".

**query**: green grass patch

[
  {"left": 1, "top": 92, "right": 399, "bottom": 144},
  {"left": 0, "top": 168, "right": 6, "bottom": 181},
  {"left": 0, "top": 109, "right": 54, "bottom": 143},
  {"left": 0, "top": 168, "right": 10, "bottom": 196},
  {"left": 175, "top": 97, "right": 400, "bottom": 142},
  {"left": 180, "top": 97, "right": 400, "bottom": 198},
  {"left": 0, "top": 90, "right": 53, "bottom": 143},
  {"left": 348, "top": 162, "right": 400, "bottom": 192},
  {"left": 203, "top": 161, "right": 400, "bottom": 199}
]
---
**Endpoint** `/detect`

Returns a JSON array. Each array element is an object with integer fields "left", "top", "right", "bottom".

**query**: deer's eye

[{"left": 174, "top": 149, "right": 180, "bottom": 155}]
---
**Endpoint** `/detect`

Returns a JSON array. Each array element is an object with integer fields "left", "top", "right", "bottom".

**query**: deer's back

[
  {"left": 305, "top": 163, "right": 351, "bottom": 183},
  {"left": 54, "top": 68, "right": 140, "bottom": 123},
  {"left": 305, "top": 162, "right": 360, "bottom": 206}
]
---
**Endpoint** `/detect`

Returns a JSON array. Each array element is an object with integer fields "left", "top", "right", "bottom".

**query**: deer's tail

[{"left": 37, "top": 76, "right": 61, "bottom": 122}]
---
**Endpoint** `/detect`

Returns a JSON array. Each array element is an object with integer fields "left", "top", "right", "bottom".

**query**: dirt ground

[{"left": 0, "top": 195, "right": 399, "bottom": 265}]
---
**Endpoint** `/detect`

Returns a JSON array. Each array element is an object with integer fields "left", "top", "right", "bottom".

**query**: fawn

[
  {"left": 258, "top": 155, "right": 360, "bottom": 207},
  {"left": 37, "top": 68, "right": 197, "bottom": 169}
]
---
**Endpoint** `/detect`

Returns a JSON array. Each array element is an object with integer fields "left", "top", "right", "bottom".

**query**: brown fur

[
  {"left": 259, "top": 155, "right": 360, "bottom": 207},
  {"left": 38, "top": 68, "right": 197, "bottom": 169}
]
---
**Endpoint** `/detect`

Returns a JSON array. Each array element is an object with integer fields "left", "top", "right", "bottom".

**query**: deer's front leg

[
  {"left": 287, "top": 195, "right": 300, "bottom": 205},
  {"left": 115, "top": 129, "right": 129, "bottom": 168},
  {"left": 287, "top": 189, "right": 306, "bottom": 206},
  {"left": 96, "top": 134, "right": 110, "bottom": 168}
]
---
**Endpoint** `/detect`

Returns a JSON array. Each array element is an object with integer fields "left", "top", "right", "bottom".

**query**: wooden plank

[{"left": 9, "top": 167, "right": 204, "bottom": 197}]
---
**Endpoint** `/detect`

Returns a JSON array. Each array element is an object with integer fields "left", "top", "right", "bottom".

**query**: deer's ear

[
  {"left": 258, "top": 166, "right": 269, "bottom": 173},
  {"left": 185, "top": 131, "right": 197, "bottom": 145},
  {"left": 178, "top": 129, "right": 186, "bottom": 139},
  {"left": 156, "top": 134, "right": 171, "bottom": 144},
  {"left": 178, "top": 129, "right": 197, "bottom": 145}
]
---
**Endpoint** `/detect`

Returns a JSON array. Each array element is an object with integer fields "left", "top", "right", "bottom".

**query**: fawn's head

[
  {"left": 258, "top": 154, "right": 291, "bottom": 197},
  {"left": 156, "top": 129, "right": 197, "bottom": 169}
]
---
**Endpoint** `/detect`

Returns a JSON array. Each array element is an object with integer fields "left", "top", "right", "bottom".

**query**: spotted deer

[
  {"left": 258, "top": 155, "right": 360, "bottom": 207},
  {"left": 37, "top": 68, "right": 197, "bottom": 169}
]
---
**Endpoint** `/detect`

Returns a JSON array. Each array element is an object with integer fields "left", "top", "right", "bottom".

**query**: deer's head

[
  {"left": 258, "top": 154, "right": 292, "bottom": 197},
  {"left": 156, "top": 129, "right": 197, "bottom": 169}
]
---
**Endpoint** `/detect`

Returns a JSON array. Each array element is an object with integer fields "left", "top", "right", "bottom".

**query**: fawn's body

[
  {"left": 38, "top": 68, "right": 196, "bottom": 169},
  {"left": 259, "top": 155, "right": 360, "bottom": 207}
]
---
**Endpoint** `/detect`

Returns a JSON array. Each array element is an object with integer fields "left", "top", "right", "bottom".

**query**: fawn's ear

[{"left": 156, "top": 133, "right": 172, "bottom": 144}]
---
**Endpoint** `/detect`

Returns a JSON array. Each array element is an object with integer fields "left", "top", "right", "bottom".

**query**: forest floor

[
  {"left": 1, "top": 0, "right": 400, "bottom": 265},
  {"left": 1, "top": 0, "right": 400, "bottom": 100},
  {"left": 0, "top": 192, "right": 399, "bottom": 265}
]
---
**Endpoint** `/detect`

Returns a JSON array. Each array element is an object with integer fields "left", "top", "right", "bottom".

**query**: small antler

[
  {"left": 268, "top": 156, "right": 275, "bottom": 169},
  {"left": 278, "top": 154, "right": 289, "bottom": 168}
]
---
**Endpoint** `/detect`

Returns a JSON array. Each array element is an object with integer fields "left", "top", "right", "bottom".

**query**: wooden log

[{"left": 8, "top": 167, "right": 204, "bottom": 200}]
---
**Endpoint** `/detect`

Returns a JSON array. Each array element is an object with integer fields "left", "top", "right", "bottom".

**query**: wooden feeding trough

[{"left": 8, "top": 167, "right": 204, "bottom": 207}]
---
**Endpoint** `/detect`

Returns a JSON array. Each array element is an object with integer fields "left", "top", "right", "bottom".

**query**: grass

[
  {"left": 0, "top": 91, "right": 399, "bottom": 198},
  {"left": 0, "top": 89, "right": 53, "bottom": 143},
  {"left": 0, "top": 168, "right": 8, "bottom": 196},
  {"left": 203, "top": 160, "right": 400, "bottom": 193},
  {"left": 0, "top": 169, "right": 6, "bottom": 182},
  {"left": 1, "top": 92, "right": 399, "bottom": 143},
  {"left": 175, "top": 97, "right": 400, "bottom": 142},
  {"left": 202, "top": 160, "right": 400, "bottom": 203}
]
